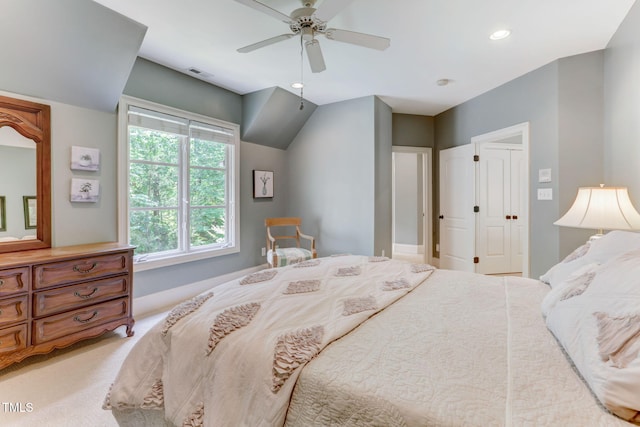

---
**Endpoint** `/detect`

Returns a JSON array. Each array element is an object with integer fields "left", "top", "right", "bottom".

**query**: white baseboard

[
  {"left": 133, "top": 264, "right": 268, "bottom": 317},
  {"left": 393, "top": 243, "right": 424, "bottom": 254}
]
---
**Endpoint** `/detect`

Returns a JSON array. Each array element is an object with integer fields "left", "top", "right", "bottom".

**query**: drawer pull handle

[
  {"left": 74, "top": 288, "right": 98, "bottom": 299},
  {"left": 73, "top": 263, "right": 97, "bottom": 274},
  {"left": 73, "top": 311, "right": 98, "bottom": 324}
]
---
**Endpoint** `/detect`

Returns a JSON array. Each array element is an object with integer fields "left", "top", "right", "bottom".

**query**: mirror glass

[{"left": 0, "top": 126, "right": 37, "bottom": 243}]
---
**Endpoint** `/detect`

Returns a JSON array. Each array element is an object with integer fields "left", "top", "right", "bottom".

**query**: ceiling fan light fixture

[
  {"left": 301, "top": 26, "right": 314, "bottom": 42},
  {"left": 490, "top": 29, "right": 511, "bottom": 40}
]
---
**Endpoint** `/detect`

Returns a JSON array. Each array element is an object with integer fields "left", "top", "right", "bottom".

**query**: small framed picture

[
  {"left": 71, "top": 146, "right": 100, "bottom": 171},
  {"left": 23, "top": 196, "right": 37, "bottom": 229},
  {"left": 70, "top": 179, "right": 100, "bottom": 203},
  {"left": 253, "top": 170, "right": 274, "bottom": 198},
  {"left": 0, "top": 196, "right": 6, "bottom": 232}
]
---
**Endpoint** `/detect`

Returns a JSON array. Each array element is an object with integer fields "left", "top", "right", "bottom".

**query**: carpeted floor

[{"left": 0, "top": 308, "right": 169, "bottom": 427}]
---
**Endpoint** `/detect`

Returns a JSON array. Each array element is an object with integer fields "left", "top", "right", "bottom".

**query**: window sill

[{"left": 133, "top": 246, "right": 240, "bottom": 272}]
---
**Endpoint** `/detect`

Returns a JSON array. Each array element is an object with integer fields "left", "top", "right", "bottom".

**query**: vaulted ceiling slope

[
  {"left": 93, "top": 0, "right": 635, "bottom": 115},
  {"left": 242, "top": 87, "right": 317, "bottom": 149},
  {"left": 0, "top": 0, "right": 146, "bottom": 112}
]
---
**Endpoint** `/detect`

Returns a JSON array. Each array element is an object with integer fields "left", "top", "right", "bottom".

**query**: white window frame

[{"left": 117, "top": 95, "right": 240, "bottom": 272}]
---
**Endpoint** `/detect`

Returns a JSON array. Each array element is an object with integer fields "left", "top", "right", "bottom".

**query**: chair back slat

[{"left": 265, "top": 217, "right": 301, "bottom": 227}]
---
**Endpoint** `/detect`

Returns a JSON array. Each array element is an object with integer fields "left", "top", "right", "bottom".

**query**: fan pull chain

[{"left": 299, "top": 35, "right": 304, "bottom": 110}]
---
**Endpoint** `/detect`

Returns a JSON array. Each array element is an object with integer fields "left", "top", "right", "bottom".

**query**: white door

[
  {"left": 439, "top": 145, "right": 474, "bottom": 271},
  {"left": 476, "top": 143, "right": 524, "bottom": 274}
]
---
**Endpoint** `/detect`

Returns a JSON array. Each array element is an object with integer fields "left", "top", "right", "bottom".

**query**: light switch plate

[
  {"left": 538, "top": 188, "right": 553, "bottom": 200},
  {"left": 538, "top": 168, "right": 552, "bottom": 183}
]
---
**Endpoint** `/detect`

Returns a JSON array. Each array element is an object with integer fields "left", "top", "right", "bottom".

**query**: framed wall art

[
  {"left": 71, "top": 146, "right": 100, "bottom": 171},
  {"left": 23, "top": 196, "right": 36, "bottom": 229},
  {"left": 70, "top": 179, "right": 100, "bottom": 203},
  {"left": 253, "top": 170, "right": 274, "bottom": 199}
]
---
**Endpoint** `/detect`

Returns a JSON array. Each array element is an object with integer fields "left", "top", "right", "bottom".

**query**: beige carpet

[{"left": 0, "top": 308, "right": 169, "bottom": 427}]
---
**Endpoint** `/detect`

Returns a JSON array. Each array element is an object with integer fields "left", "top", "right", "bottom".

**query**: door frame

[
  {"left": 471, "top": 122, "right": 530, "bottom": 277},
  {"left": 391, "top": 146, "right": 433, "bottom": 264}
]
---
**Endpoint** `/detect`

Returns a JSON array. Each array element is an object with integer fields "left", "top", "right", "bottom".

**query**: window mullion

[
  {"left": 226, "top": 144, "right": 232, "bottom": 243},
  {"left": 180, "top": 136, "right": 190, "bottom": 252}
]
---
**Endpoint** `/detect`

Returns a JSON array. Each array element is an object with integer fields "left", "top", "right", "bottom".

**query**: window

[{"left": 118, "top": 96, "right": 239, "bottom": 270}]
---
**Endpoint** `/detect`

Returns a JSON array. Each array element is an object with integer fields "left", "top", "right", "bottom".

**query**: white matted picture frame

[
  {"left": 71, "top": 146, "right": 100, "bottom": 171},
  {"left": 253, "top": 170, "right": 274, "bottom": 198},
  {"left": 70, "top": 179, "right": 100, "bottom": 203}
]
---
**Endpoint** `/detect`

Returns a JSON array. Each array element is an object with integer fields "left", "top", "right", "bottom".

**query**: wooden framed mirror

[{"left": 0, "top": 95, "right": 51, "bottom": 253}]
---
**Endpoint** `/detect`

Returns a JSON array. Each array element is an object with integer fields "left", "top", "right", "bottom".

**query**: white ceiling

[{"left": 93, "top": 0, "right": 636, "bottom": 116}]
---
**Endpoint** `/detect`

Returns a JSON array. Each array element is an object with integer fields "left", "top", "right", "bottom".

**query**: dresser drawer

[
  {"left": 0, "top": 267, "right": 29, "bottom": 296},
  {"left": 33, "top": 298, "right": 129, "bottom": 344},
  {"left": 33, "top": 276, "right": 129, "bottom": 318},
  {"left": 33, "top": 252, "right": 130, "bottom": 289},
  {"left": 0, "top": 324, "right": 27, "bottom": 354},
  {"left": 0, "top": 295, "right": 28, "bottom": 326}
]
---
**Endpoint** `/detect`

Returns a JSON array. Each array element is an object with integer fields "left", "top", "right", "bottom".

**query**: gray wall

[
  {"left": 285, "top": 96, "right": 391, "bottom": 257},
  {"left": 393, "top": 152, "right": 422, "bottom": 245},
  {"left": 434, "top": 51, "right": 605, "bottom": 278},
  {"left": 557, "top": 52, "right": 605, "bottom": 256},
  {"left": 124, "top": 58, "right": 242, "bottom": 125},
  {"left": 604, "top": 0, "right": 640, "bottom": 204},
  {"left": 374, "top": 97, "right": 393, "bottom": 257},
  {"left": 392, "top": 114, "right": 435, "bottom": 148}
]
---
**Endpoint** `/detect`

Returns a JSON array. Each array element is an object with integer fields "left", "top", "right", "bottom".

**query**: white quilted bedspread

[
  {"left": 105, "top": 255, "right": 433, "bottom": 427},
  {"left": 284, "top": 269, "right": 633, "bottom": 427}
]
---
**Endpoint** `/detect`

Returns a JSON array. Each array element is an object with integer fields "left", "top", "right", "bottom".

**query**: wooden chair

[{"left": 265, "top": 217, "right": 316, "bottom": 268}]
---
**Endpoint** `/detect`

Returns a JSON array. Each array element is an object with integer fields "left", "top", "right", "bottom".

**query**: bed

[{"left": 104, "top": 231, "right": 640, "bottom": 426}]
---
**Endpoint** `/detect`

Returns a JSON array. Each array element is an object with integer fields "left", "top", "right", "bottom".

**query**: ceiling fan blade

[
  {"left": 237, "top": 34, "right": 295, "bottom": 53},
  {"left": 305, "top": 39, "right": 326, "bottom": 73},
  {"left": 234, "top": 0, "right": 292, "bottom": 23},
  {"left": 313, "top": 0, "right": 357, "bottom": 22},
  {"left": 325, "top": 28, "right": 390, "bottom": 50}
]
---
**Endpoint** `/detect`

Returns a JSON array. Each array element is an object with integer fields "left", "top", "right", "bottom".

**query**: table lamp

[{"left": 554, "top": 185, "right": 640, "bottom": 240}]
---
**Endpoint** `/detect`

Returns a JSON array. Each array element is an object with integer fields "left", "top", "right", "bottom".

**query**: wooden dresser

[{"left": 0, "top": 242, "right": 134, "bottom": 369}]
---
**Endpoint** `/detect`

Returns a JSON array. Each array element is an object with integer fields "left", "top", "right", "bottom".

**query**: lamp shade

[{"left": 554, "top": 186, "right": 640, "bottom": 232}]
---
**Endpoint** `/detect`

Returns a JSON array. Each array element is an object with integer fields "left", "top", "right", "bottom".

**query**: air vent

[{"left": 186, "top": 67, "right": 214, "bottom": 80}]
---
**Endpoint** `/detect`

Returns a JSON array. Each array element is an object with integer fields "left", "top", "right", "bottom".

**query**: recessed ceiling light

[
  {"left": 489, "top": 29, "right": 511, "bottom": 40},
  {"left": 437, "top": 78, "right": 452, "bottom": 86},
  {"left": 291, "top": 82, "right": 304, "bottom": 89}
]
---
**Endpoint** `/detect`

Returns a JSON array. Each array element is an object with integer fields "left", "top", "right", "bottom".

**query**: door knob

[
  {"left": 506, "top": 215, "right": 512, "bottom": 220},
  {"left": 439, "top": 215, "right": 444, "bottom": 219}
]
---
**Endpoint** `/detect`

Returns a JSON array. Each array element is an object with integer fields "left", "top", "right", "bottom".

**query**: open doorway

[{"left": 392, "top": 147, "right": 432, "bottom": 264}]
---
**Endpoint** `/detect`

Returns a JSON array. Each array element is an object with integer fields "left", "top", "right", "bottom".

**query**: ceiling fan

[{"left": 234, "top": 0, "right": 390, "bottom": 73}]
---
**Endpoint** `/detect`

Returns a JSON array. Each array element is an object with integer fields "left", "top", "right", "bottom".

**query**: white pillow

[
  {"left": 545, "top": 248, "right": 640, "bottom": 422},
  {"left": 540, "top": 231, "right": 640, "bottom": 288}
]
